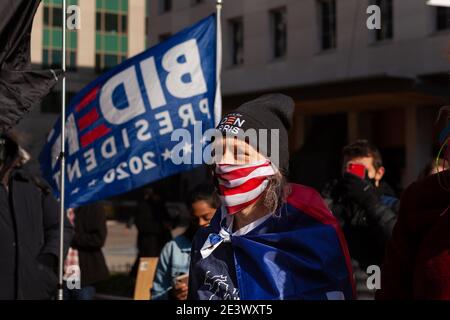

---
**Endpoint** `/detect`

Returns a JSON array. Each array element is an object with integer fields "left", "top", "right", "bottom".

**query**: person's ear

[{"left": 375, "top": 166, "right": 385, "bottom": 181}]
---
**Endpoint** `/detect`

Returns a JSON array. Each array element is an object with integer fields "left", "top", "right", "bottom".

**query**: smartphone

[
  {"left": 173, "top": 274, "right": 189, "bottom": 287},
  {"left": 347, "top": 163, "right": 367, "bottom": 180}
]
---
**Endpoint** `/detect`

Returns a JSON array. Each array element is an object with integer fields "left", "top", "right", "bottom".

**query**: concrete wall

[
  {"left": 77, "top": 0, "right": 96, "bottom": 67},
  {"left": 129, "top": 0, "right": 147, "bottom": 56},
  {"left": 147, "top": 0, "right": 449, "bottom": 188},
  {"left": 148, "top": 0, "right": 450, "bottom": 95}
]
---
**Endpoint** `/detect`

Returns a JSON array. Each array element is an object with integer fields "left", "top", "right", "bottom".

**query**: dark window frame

[
  {"left": 436, "top": 6, "right": 450, "bottom": 31},
  {"left": 270, "top": 7, "right": 288, "bottom": 59},
  {"left": 191, "top": 0, "right": 204, "bottom": 6},
  {"left": 159, "top": 33, "right": 172, "bottom": 43},
  {"left": 95, "top": 4, "right": 129, "bottom": 73},
  {"left": 43, "top": 2, "right": 77, "bottom": 71},
  {"left": 318, "top": 0, "right": 337, "bottom": 51},
  {"left": 374, "top": 0, "right": 393, "bottom": 41},
  {"left": 229, "top": 17, "right": 244, "bottom": 66},
  {"left": 159, "top": 0, "right": 172, "bottom": 14}
]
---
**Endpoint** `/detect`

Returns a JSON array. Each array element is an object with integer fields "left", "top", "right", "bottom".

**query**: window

[
  {"left": 121, "top": 15, "right": 128, "bottom": 33},
  {"left": 159, "top": 33, "right": 172, "bottom": 43},
  {"left": 44, "top": 6, "right": 63, "bottom": 28},
  {"left": 270, "top": 8, "right": 287, "bottom": 59},
  {"left": 105, "top": 13, "right": 119, "bottom": 32},
  {"left": 318, "top": 0, "right": 337, "bottom": 50},
  {"left": 95, "top": 0, "right": 128, "bottom": 72},
  {"left": 159, "top": 0, "right": 172, "bottom": 14},
  {"left": 374, "top": 0, "right": 393, "bottom": 41},
  {"left": 436, "top": 6, "right": 450, "bottom": 31},
  {"left": 229, "top": 18, "right": 244, "bottom": 66},
  {"left": 96, "top": 11, "right": 127, "bottom": 34},
  {"left": 42, "top": 0, "right": 77, "bottom": 70}
]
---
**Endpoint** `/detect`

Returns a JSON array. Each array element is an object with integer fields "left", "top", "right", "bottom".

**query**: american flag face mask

[{"left": 214, "top": 160, "right": 276, "bottom": 215}]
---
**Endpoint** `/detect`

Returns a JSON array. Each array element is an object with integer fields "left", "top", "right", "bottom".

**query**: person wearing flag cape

[{"left": 188, "top": 94, "right": 355, "bottom": 300}]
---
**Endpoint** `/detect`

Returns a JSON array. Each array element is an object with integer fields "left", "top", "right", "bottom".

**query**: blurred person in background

[
  {"left": 151, "top": 184, "right": 220, "bottom": 300},
  {"left": 377, "top": 107, "right": 450, "bottom": 300},
  {"left": 130, "top": 188, "right": 172, "bottom": 278},
  {"left": 64, "top": 203, "right": 109, "bottom": 300},
  {"left": 322, "top": 140, "right": 398, "bottom": 300},
  {"left": 418, "top": 158, "right": 449, "bottom": 180},
  {"left": 0, "top": 132, "right": 73, "bottom": 300}
]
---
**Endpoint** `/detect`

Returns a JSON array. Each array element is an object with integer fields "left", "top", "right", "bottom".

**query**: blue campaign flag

[{"left": 40, "top": 15, "right": 220, "bottom": 209}]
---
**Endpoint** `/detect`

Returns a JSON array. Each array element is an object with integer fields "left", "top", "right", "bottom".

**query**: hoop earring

[{"left": 436, "top": 139, "right": 450, "bottom": 192}]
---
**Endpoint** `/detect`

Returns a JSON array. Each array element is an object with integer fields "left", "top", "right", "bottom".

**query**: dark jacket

[
  {"left": 377, "top": 171, "right": 450, "bottom": 300},
  {"left": 0, "top": 169, "right": 74, "bottom": 300},
  {"left": 71, "top": 203, "right": 109, "bottom": 287},
  {"left": 322, "top": 179, "right": 398, "bottom": 299},
  {"left": 129, "top": 199, "right": 172, "bottom": 278},
  {"left": 134, "top": 200, "right": 172, "bottom": 257}
]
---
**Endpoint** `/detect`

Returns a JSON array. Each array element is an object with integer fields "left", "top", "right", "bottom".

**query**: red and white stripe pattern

[
  {"left": 224, "top": 116, "right": 237, "bottom": 125},
  {"left": 215, "top": 160, "right": 276, "bottom": 215}
]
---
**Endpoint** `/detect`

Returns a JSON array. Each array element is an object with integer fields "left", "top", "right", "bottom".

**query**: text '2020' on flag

[
  {"left": 40, "top": 15, "right": 220, "bottom": 209},
  {"left": 0, "top": 0, "right": 61, "bottom": 134}
]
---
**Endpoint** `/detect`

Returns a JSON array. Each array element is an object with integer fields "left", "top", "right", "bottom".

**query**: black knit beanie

[{"left": 217, "top": 93, "right": 294, "bottom": 174}]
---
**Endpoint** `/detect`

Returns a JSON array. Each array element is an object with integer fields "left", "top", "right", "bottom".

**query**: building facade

[{"left": 148, "top": 0, "right": 450, "bottom": 190}]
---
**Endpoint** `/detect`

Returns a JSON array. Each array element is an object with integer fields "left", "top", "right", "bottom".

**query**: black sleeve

[
  {"left": 366, "top": 202, "right": 398, "bottom": 246},
  {"left": 187, "top": 239, "right": 200, "bottom": 300},
  {"left": 39, "top": 193, "right": 59, "bottom": 257},
  {"left": 376, "top": 187, "right": 417, "bottom": 300},
  {"left": 71, "top": 204, "right": 107, "bottom": 250}
]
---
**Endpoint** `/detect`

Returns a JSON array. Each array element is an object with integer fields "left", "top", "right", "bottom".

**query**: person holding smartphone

[
  {"left": 321, "top": 140, "right": 398, "bottom": 300},
  {"left": 151, "top": 184, "right": 219, "bottom": 300}
]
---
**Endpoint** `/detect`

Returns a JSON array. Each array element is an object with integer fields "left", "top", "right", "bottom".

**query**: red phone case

[{"left": 347, "top": 163, "right": 366, "bottom": 180}]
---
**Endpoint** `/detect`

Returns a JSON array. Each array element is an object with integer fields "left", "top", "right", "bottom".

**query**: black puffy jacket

[
  {"left": 322, "top": 180, "right": 398, "bottom": 299},
  {"left": 71, "top": 203, "right": 109, "bottom": 287}
]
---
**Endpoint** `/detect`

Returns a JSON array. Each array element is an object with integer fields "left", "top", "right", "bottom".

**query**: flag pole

[
  {"left": 57, "top": 0, "right": 67, "bottom": 301},
  {"left": 215, "top": 0, "right": 223, "bottom": 126}
]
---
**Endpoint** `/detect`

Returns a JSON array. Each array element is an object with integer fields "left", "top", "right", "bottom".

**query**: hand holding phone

[
  {"left": 346, "top": 163, "right": 367, "bottom": 180},
  {"left": 342, "top": 164, "right": 378, "bottom": 210},
  {"left": 171, "top": 274, "right": 189, "bottom": 300}
]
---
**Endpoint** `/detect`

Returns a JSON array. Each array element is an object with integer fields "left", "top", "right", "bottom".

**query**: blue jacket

[
  {"left": 151, "top": 235, "right": 192, "bottom": 300},
  {"left": 188, "top": 184, "right": 355, "bottom": 300}
]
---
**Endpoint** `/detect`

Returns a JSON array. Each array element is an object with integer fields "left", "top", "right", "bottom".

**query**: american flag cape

[{"left": 188, "top": 183, "right": 355, "bottom": 300}]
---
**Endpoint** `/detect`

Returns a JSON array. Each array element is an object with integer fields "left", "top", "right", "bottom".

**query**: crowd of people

[
  {"left": 0, "top": 95, "right": 448, "bottom": 300},
  {"left": 148, "top": 95, "right": 449, "bottom": 300}
]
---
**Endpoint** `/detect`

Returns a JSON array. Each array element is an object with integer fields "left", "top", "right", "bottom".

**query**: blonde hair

[{"left": 263, "top": 171, "right": 291, "bottom": 216}]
